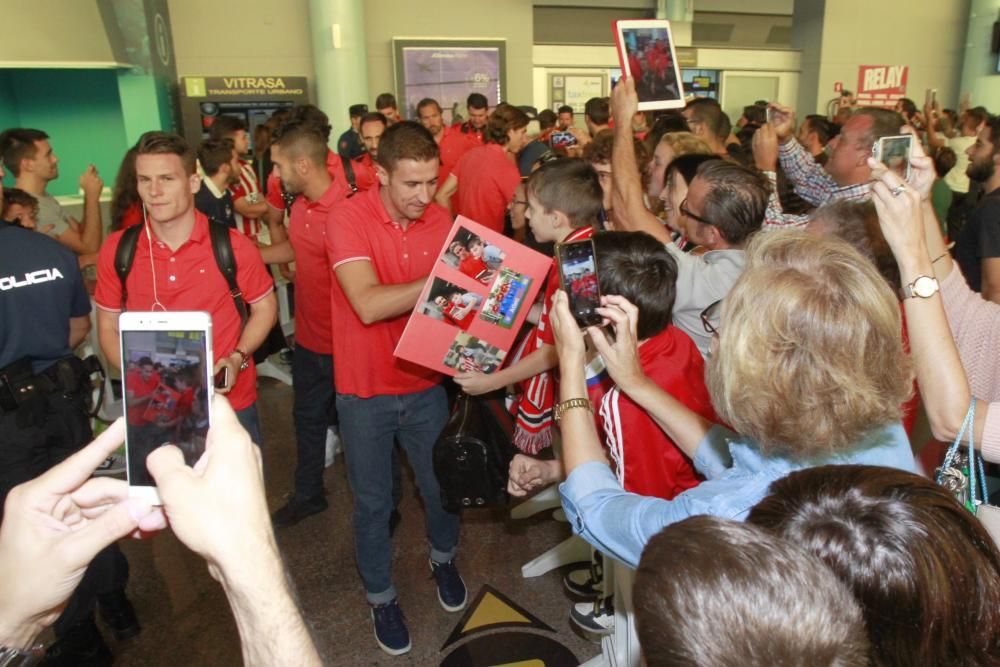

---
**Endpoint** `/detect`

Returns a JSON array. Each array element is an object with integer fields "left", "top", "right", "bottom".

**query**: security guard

[{"left": 0, "top": 165, "right": 138, "bottom": 665}]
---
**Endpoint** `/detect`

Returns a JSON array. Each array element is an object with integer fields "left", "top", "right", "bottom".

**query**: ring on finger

[{"left": 890, "top": 183, "right": 907, "bottom": 197}]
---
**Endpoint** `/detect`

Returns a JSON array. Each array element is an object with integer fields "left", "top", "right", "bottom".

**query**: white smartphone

[
  {"left": 119, "top": 311, "right": 214, "bottom": 505},
  {"left": 872, "top": 134, "right": 913, "bottom": 181}
]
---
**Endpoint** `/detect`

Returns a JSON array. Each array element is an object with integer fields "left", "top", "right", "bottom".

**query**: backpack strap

[
  {"left": 207, "top": 218, "right": 249, "bottom": 331},
  {"left": 341, "top": 154, "right": 358, "bottom": 196},
  {"left": 114, "top": 224, "right": 144, "bottom": 313}
]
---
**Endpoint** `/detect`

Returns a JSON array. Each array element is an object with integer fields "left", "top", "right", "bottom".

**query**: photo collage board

[{"left": 395, "top": 216, "right": 551, "bottom": 376}]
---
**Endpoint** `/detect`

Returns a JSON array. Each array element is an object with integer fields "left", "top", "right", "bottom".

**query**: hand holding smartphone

[
  {"left": 872, "top": 135, "right": 913, "bottom": 181},
  {"left": 119, "top": 311, "right": 214, "bottom": 505},
  {"left": 556, "top": 239, "right": 603, "bottom": 328}
]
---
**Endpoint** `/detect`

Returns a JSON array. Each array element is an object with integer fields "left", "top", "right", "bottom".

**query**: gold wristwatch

[{"left": 554, "top": 398, "right": 594, "bottom": 422}]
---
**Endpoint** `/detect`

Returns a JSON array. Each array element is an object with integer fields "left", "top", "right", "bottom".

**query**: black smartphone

[
  {"left": 214, "top": 366, "right": 229, "bottom": 389},
  {"left": 557, "top": 239, "right": 602, "bottom": 327}
]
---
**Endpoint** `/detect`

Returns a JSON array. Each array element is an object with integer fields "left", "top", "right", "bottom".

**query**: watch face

[{"left": 912, "top": 276, "right": 939, "bottom": 298}]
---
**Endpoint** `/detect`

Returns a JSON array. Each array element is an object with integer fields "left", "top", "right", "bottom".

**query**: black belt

[{"left": 0, "top": 356, "right": 96, "bottom": 414}]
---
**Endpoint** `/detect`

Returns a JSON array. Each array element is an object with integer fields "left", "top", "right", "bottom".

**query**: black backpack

[
  {"left": 114, "top": 220, "right": 248, "bottom": 330},
  {"left": 433, "top": 393, "right": 516, "bottom": 512}
]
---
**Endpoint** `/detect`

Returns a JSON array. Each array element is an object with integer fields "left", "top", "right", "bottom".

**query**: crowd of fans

[{"left": 3, "top": 75, "right": 1000, "bottom": 665}]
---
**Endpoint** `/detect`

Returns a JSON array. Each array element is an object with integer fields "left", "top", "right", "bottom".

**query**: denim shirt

[{"left": 559, "top": 423, "right": 917, "bottom": 568}]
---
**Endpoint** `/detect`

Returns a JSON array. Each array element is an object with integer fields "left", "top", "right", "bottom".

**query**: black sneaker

[
  {"left": 371, "top": 599, "right": 411, "bottom": 656},
  {"left": 98, "top": 589, "right": 141, "bottom": 640},
  {"left": 570, "top": 595, "right": 615, "bottom": 636},
  {"left": 563, "top": 553, "right": 604, "bottom": 598},
  {"left": 40, "top": 618, "right": 112, "bottom": 667},
  {"left": 271, "top": 495, "right": 328, "bottom": 527},
  {"left": 429, "top": 558, "right": 468, "bottom": 612}
]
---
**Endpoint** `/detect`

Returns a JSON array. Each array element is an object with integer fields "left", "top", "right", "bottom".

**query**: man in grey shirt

[
  {"left": 1, "top": 128, "right": 103, "bottom": 256},
  {"left": 610, "top": 77, "right": 768, "bottom": 356}
]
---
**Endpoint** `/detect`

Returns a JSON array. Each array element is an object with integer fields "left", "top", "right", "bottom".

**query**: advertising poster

[
  {"left": 394, "top": 217, "right": 551, "bottom": 376},
  {"left": 394, "top": 40, "right": 505, "bottom": 122},
  {"left": 856, "top": 65, "right": 908, "bottom": 109}
]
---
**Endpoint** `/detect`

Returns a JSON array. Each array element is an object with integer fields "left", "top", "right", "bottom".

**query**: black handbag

[{"left": 433, "top": 393, "right": 515, "bottom": 512}]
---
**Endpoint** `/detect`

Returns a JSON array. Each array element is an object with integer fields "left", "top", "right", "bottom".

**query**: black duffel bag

[{"left": 433, "top": 392, "right": 516, "bottom": 512}]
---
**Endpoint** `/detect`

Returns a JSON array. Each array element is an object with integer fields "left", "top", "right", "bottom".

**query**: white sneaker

[
  {"left": 570, "top": 596, "right": 615, "bottom": 635},
  {"left": 325, "top": 428, "right": 342, "bottom": 467}
]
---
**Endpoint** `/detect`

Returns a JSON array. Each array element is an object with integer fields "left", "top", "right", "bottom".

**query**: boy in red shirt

[
  {"left": 454, "top": 159, "right": 604, "bottom": 452},
  {"left": 507, "top": 230, "right": 716, "bottom": 635}
]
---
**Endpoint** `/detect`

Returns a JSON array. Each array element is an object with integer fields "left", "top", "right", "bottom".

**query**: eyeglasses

[
  {"left": 680, "top": 197, "right": 715, "bottom": 227},
  {"left": 700, "top": 299, "right": 722, "bottom": 335}
]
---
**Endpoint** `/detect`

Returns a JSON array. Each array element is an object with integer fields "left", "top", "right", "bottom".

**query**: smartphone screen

[
  {"left": 122, "top": 328, "right": 211, "bottom": 488},
  {"left": 550, "top": 130, "right": 578, "bottom": 148},
  {"left": 876, "top": 135, "right": 913, "bottom": 180},
  {"left": 557, "top": 239, "right": 602, "bottom": 328}
]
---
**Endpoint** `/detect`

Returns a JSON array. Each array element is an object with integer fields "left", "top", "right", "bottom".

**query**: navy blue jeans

[
  {"left": 291, "top": 344, "right": 335, "bottom": 501},
  {"left": 337, "top": 384, "right": 458, "bottom": 604},
  {"left": 235, "top": 403, "right": 262, "bottom": 448}
]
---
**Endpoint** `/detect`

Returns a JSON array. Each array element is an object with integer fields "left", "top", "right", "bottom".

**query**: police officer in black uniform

[{"left": 0, "top": 165, "right": 138, "bottom": 665}]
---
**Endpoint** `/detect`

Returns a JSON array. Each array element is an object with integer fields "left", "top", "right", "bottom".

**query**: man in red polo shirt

[
  {"left": 417, "top": 97, "right": 475, "bottom": 185},
  {"left": 350, "top": 112, "right": 387, "bottom": 193},
  {"left": 95, "top": 132, "right": 277, "bottom": 445},
  {"left": 256, "top": 119, "right": 352, "bottom": 526},
  {"left": 263, "top": 105, "right": 352, "bottom": 227},
  {"left": 326, "top": 121, "right": 464, "bottom": 657},
  {"left": 435, "top": 103, "right": 530, "bottom": 234},
  {"left": 454, "top": 92, "right": 489, "bottom": 144}
]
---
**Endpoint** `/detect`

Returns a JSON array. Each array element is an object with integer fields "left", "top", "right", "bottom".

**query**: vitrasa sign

[
  {"left": 178, "top": 76, "right": 310, "bottom": 155},
  {"left": 856, "top": 65, "right": 908, "bottom": 109}
]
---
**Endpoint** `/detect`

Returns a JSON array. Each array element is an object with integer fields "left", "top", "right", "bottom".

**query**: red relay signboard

[{"left": 856, "top": 65, "right": 908, "bottom": 109}]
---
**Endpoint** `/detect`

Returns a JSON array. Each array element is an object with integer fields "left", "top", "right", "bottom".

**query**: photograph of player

[
  {"left": 442, "top": 332, "right": 505, "bottom": 374},
  {"left": 560, "top": 253, "right": 600, "bottom": 319},
  {"left": 418, "top": 278, "right": 484, "bottom": 331},
  {"left": 123, "top": 331, "right": 210, "bottom": 484},
  {"left": 620, "top": 26, "right": 683, "bottom": 107},
  {"left": 440, "top": 226, "right": 507, "bottom": 284}
]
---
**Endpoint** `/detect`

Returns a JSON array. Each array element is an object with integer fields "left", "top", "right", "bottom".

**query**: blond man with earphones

[{"left": 93, "top": 132, "right": 278, "bottom": 444}]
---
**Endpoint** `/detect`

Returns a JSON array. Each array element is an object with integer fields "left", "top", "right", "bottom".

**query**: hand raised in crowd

[
  {"left": 79, "top": 164, "right": 104, "bottom": 198},
  {"left": 454, "top": 371, "right": 500, "bottom": 396},
  {"left": 610, "top": 75, "right": 640, "bottom": 128},
  {"left": 869, "top": 159, "right": 927, "bottom": 266},
  {"left": 146, "top": 395, "right": 273, "bottom": 582},
  {"left": 766, "top": 102, "right": 796, "bottom": 142},
  {"left": 548, "top": 290, "right": 588, "bottom": 368},
  {"left": 0, "top": 420, "right": 157, "bottom": 648},
  {"left": 507, "top": 454, "right": 562, "bottom": 497},
  {"left": 585, "top": 295, "right": 648, "bottom": 395},
  {"left": 752, "top": 122, "right": 780, "bottom": 172}
]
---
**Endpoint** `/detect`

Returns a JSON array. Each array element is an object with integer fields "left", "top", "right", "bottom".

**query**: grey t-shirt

[
  {"left": 35, "top": 192, "right": 74, "bottom": 238},
  {"left": 666, "top": 244, "right": 746, "bottom": 357}
]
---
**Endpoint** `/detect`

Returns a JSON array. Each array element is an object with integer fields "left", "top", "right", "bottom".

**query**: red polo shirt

[
  {"left": 287, "top": 180, "right": 344, "bottom": 354},
  {"left": 326, "top": 187, "right": 451, "bottom": 397},
  {"left": 438, "top": 126, "right": 475, "bottom": 185},
  {"left": 95, "top": 211, "right": 275, "bottom": 411},
  {"left": 266, "top": 149, "right": 351, "bottom": 211},
  {"left": 453, "top": 143, "right": 520, "bottom": 234},
  {"left": 351, "top": 153, "right": 378, "bottom": 193},
  {"left": 124, "top": 368, "right": 160, "bottom": 425}
]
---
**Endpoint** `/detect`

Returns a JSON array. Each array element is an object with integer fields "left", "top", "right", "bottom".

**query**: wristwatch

[
  {"left": 900, "top": 275, "right": 940, "bottom": 300},
  {"left": 554, "top": 398, "right": 594, "bottom": 422},
  {"left": 231, "top": 348, "right": 250, "bottom": 371},
  {"left": 0, "top": 645, "right": 45, "bottom": 666}
]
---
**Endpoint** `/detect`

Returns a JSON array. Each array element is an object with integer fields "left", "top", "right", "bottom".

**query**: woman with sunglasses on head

[{"left": 549, "top": 230, "right": 918, "bottom": 568}]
